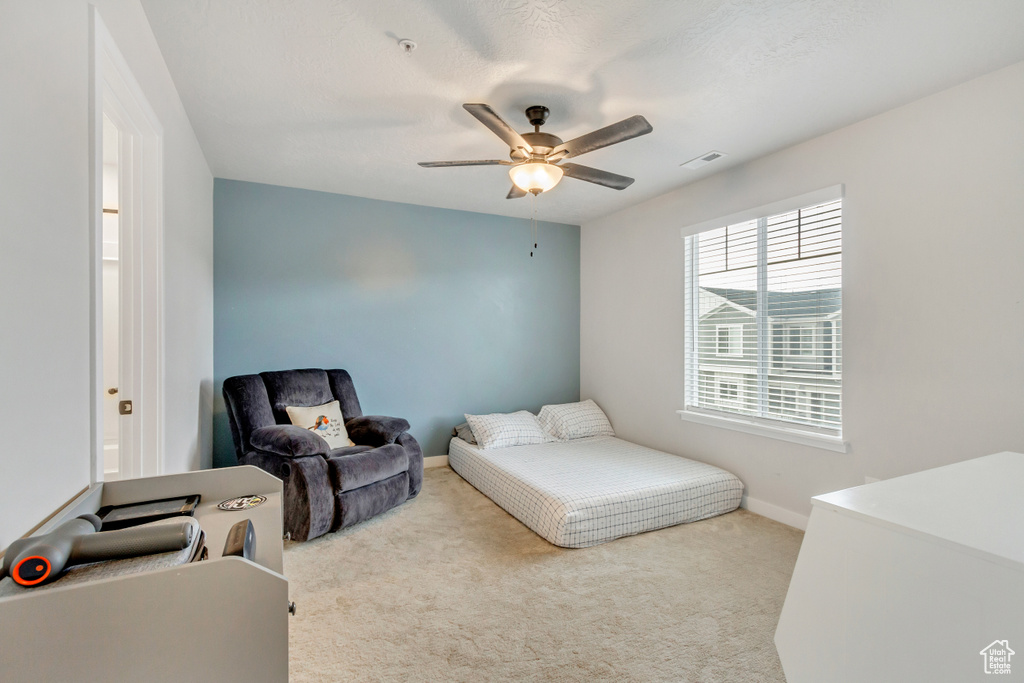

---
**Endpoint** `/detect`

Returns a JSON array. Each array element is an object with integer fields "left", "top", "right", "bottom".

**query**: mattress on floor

[{"left": 448, "top": 435, "right": 744, "bottom": 548}]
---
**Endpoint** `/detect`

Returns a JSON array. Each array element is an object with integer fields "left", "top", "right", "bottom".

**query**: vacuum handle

[
  {"left": 5, "top": 516, "right": 101, "bottom": 586},
  {"left": 6, "top": 515, "right": 193, "bottom": 587},
  {"left": 71, "top": 519, "right": 194, "bottom": 563}
]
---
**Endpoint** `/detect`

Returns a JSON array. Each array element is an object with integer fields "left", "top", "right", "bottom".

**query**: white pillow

[
  {"left": 285, "top": 400, "right": 355, "bottom": 449},
  {"left": 538, "top": 399, "right": 614, "bottom": 440},
  {"left": 464, "top": 411, "right": 553, "bottom": 450}
]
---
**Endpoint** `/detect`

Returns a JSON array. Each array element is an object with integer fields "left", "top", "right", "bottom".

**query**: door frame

[{"left": 89, "top": 9, "right": 164, "bottom": 483}]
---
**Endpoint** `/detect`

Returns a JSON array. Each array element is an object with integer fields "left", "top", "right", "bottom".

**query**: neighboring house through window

[{"left": 681, "top": 188, "right": 844, "bottom": 449}]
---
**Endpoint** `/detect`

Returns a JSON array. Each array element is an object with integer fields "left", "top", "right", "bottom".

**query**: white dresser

[
  {"left": 0, "top": 466, "right": 289, "bottom": 682},
  {"left": 776, "top": 451, "right": 1024, "bottom": 682}
]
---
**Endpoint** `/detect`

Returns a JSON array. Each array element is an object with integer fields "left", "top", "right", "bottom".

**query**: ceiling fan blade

[
  {"left": 559, "top": 163, "right": 635, "bottom": 190},
  {"left": 463, "top": 103, "right": 534, "bottom": 154},
  {"left": 418, "top": 159, "right": 513, "bottom": 167},
  {"left": 506, "top": 184, "right": 527, "bottom": 199},
  {"left": 552, "top": 115, "right": 652, "bottom": 159}
]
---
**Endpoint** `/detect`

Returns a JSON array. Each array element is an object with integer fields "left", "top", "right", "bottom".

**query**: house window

[
  {"left": 716, "top": 324, "right": 742, "bottom": 356},
  {"left": 783, "top": 323, "right": 814, "bottom": 356},
  {"left": 683, "top": 193, "right": 843, "bottom": 440}
]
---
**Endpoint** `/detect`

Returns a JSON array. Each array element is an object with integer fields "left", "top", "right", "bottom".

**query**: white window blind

[{"left": 684, "top": 198, "right": 842, "bottom": 433}]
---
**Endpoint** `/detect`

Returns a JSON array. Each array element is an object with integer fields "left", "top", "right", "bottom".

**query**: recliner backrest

[
  {"left": 261, "top": 369, "right": 336, "bottom": 425},
  {"left": 222, "top": 368, "right": 364, "bottom": 462}
]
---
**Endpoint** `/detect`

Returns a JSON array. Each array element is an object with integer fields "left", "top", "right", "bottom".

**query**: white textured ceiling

[{"left": 141, "top": 0, "right": 1024, "bottom": 225}]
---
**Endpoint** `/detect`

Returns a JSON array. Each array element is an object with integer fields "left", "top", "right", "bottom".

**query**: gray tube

[{"left": 71, "top": 519, "right": 194, "bottom": 562}]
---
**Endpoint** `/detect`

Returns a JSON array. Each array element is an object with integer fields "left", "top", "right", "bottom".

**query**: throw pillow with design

[{"left": 285, "top": 400, "right": 355, "bottom": 449}]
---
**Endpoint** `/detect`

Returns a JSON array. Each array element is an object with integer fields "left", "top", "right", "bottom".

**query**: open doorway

[
  {"left": 101, "top": 114, "right": 128, "bottom": 479},
  {"left": 92, "top": 10, "right": 164, "bottom": 482}
]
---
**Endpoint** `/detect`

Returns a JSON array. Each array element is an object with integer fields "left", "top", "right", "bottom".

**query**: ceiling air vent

[{"left": 680, "top": 151, "right": 727, "bottom": 170}]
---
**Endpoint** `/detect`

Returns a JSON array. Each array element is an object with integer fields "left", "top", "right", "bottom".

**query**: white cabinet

[
  {"left": 775, "top": 452, "right": 1024, "bottom": 682},
  {"left": 0, "top": 466, "right": 289, "bottom": 682}
]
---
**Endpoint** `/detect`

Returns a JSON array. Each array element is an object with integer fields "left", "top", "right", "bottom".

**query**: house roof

[
  {"left": 702, "top": 287, "right": 841, "bottom": 319},
  {"left": 981, "top": 640, "right": 1016, "bottom": 655}
]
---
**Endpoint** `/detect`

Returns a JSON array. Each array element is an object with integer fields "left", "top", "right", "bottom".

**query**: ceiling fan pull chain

[{"left": 530, "top": 193, "right": 536, "bottom": 257}]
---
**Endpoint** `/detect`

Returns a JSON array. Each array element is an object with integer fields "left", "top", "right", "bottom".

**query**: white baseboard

[
  {"left": 741, "top": 495, "right": 809, "bottom": 531},
  {"left": 423, "top": 455, "right": 448, "bottom": 469}
]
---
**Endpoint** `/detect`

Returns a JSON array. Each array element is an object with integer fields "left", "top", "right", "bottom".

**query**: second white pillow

[
  {"left": 464, "top": 410, "right": 553, "bottom": 450},
  {"left": 538, "top": 399, "right": 615, "bottom": 441}
]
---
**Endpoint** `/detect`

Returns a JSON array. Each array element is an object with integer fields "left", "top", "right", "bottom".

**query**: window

[
  {"left": 719, "top": 380, "right": 739, "bottom": 400},
  {"left": 716, "top": 324, "right": 742, "bottom": 356},
  {"left": 781, "top": 323, "right": 814, "bottom": 357},
  {"left": 683, "top": 192, "right": 843, "bottom": 442}
]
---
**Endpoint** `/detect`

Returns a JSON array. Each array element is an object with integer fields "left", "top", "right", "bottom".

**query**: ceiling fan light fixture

[
  {"left": 420, "top": 103, "right": 652, "bottom": 198},
  {"left": 509, "top": 161, "right": 563, "bottom": 194}
]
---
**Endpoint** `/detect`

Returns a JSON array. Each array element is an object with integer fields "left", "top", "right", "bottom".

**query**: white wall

[
  {"left": 0, "top": 0, "right": 213, "bottom": 548},
  {"left": 581, "top": 60, "right": 1024, "bottom": 526}
]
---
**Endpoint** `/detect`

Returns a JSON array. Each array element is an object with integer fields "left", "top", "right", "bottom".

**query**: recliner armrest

[
  {"left": 250, "top": 424, "right": 330, "bottom": 458},
  {"left": 346, "top": 415, "right": 411, "bottom": 447}
]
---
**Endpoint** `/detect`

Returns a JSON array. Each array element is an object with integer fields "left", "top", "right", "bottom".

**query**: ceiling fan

[{"left": 419, "top": 104, "right": 653, "bottom": 198}]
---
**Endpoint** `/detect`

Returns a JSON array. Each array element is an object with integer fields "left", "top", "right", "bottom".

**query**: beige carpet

[{"left": 285, "top": 467, "right": 803, "bottom": 682}]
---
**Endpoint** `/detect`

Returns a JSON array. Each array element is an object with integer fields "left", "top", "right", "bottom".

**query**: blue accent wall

[{"left": 213, "top": 179, "right": 580, "bottom": 466}]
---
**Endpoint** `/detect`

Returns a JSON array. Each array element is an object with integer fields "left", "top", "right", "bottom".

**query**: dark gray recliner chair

[{"left": 222, "top": 368, "right": 423, "bottom": 541}]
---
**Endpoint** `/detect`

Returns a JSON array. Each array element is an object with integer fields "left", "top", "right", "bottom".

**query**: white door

[
  {"left": 101, "top": 112, "right": 136, "bottom": 481},
  {"left": 94, "top": 13, "right": 163, "bottom": 483}
]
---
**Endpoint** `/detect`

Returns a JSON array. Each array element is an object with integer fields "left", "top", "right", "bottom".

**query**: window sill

[{"left": 677, "top": 408, "right": 849, "bottom": 453}]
